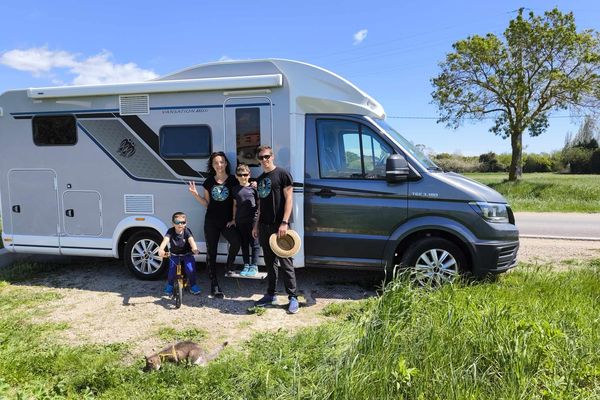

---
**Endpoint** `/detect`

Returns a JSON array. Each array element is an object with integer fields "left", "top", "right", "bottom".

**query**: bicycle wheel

[{"left": 174, "top": 279, "right": 183, "bottom": 309}]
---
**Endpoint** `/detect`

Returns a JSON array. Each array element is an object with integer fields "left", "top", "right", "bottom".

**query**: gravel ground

[{"left": 8, "top": 237, "right": 600, "bottom": 360}]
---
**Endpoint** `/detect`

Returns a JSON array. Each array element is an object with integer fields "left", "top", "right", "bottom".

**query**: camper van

[{"left": 0, "top": 59, "right": 518, "bottom": 284}]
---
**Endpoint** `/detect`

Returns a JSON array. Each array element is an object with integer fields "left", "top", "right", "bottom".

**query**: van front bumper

[{"left": 471, "top": 240, "right": 519, "bottom": 277}]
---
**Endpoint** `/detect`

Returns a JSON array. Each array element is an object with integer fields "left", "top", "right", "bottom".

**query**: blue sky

[{"left": 1, "top": 1, "right": 599, "bottom": 156}]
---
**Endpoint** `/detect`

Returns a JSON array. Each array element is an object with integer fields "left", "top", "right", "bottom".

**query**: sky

[{"left": 1, "top": 1, "right": 599, "bottom": 156}]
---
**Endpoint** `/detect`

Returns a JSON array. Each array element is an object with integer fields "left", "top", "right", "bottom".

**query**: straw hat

[{"left": 269, "top": 229, "right": 301, "bottom": 258}]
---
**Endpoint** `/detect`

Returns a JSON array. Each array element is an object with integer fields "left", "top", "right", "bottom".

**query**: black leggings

[
  {"left": 204, "top": 218, "right": 240, "bottom": 284},
  {"left": 237, "top": 221, "right": 260, "bottom": 265}
]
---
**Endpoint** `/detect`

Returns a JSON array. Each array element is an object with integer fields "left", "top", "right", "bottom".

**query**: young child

[
  {"left": 158, "top": 212, "right": 201, "bottom": 295},
  {"left": 228, "top": 163, "right": 260, "bottom": 276}
]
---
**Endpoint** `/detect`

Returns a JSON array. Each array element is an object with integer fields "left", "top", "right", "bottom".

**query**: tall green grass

[
  {"left": 1, "top": 261, "right": 599, "bottom": 399},
  {"left": 464, "top": 172, "right": 600, "bottom": 212}
]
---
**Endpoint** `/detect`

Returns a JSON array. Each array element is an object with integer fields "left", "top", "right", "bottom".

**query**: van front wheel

[
  {"left": 399, "top": 237, "right": 467, "bottom": 286},
  {"left": 124, "top": 230, "right": 167, "bottom": 280}
]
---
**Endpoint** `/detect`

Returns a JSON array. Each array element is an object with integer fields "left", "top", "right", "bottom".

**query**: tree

[
  {"left": 431, "top": 8, "right": 600, "bottom": 181},
  {"left": 571, "top": 115, "right": 599, "bottom": 149}
]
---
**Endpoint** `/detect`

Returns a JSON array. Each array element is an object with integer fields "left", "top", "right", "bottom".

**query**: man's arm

[{"left": 279, "top": 185, "right": 293, "bottom": 237}]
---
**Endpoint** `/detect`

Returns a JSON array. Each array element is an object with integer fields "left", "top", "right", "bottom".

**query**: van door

[
  {"left": 7, "top": 169, "right": 61, "bottom": 252},
  {"left": 224, "top": 97, "right": 272, "bottom": 174},
  {"left": 62, "top": 190, "right": 102, "bottom": 236},
  {"left": 304, "top": 116, "right": 408, "bottom": 268}
]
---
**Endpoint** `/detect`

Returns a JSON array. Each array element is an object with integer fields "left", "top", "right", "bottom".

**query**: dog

[{"left": 144, "top": 340, "right": 228, "bottom": 371}]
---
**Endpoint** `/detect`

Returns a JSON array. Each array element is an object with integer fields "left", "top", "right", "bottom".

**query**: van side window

[
  {"left": 317, "top": 119, "right": 392, "bottom": 179},
  {"left": 159, "top": 125, "right": 211, "bottom": 158},
  {"left": 32, "top": 115, "right": 77, "bottom": 146},
  {"left": 236, "top": 108, "right": 260, "bottom": 166}
]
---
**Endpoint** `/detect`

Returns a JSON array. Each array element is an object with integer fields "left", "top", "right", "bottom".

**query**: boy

[
  {"left": 158, "top": 212, "right": 201, "bottom": 295},
  {"left": 227, "top": 163, "right": 260, "bottom": 277},
  {"left": 252, "top": 145, "right": 300, "bottom": 314}
]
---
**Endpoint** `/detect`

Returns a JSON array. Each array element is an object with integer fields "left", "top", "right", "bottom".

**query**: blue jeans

[{"left": 167, "top": 254, "right": 196, "bottom": 286}]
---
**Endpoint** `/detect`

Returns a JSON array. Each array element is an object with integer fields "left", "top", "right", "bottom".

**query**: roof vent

[
  {"left": 124, "top": 194, "right": 154, "bottom": 214},
  {"left": 119, "top": 94, "right": 149, "bottom": 115}
]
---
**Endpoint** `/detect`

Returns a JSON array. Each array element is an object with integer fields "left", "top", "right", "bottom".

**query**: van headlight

[{"left": 469, "top": 202, "right": 509, "bottom": 223}]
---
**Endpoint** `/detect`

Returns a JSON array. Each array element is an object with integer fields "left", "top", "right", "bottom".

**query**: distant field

[{"left": 464, "top": 172, "right": 600, "bottom": 213}]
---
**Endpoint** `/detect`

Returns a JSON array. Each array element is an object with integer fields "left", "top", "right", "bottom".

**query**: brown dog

[{"left": 144, "top": 340, "right": 228, "bottom": 371}]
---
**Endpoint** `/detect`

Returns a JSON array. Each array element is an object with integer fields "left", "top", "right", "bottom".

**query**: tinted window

[
  {"left": 33, "top": 115, "right": 77, "bottom": 146},
  {"left": 159, "top": 125, "right": 211, "bottom": 159},
  {"left": 317, "top": 119, "right": 393, "bottom": 179},
  {"left": 235, "top": 108, "right": 261, "bottom": 166}
]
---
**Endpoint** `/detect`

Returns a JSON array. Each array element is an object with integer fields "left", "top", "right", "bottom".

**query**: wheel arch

[
  {"left": 384, "top": 216, "right": 476, "bottom": 272},
  {"left": 113, "top": 216, "right": 169, "bottom": 258}
]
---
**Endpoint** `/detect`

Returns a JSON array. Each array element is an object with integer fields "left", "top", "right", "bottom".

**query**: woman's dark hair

[{"left": 206, "top": 151, "right": 231, "bottom": 176}]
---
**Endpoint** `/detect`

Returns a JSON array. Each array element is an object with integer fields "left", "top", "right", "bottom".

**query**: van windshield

[{"left": 373, "top": 119, "right": 440, "bottom": 170}]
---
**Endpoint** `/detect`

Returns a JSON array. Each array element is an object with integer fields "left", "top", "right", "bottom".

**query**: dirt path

[{"left": 14, "top": 237, "right": 600, "bottom": 359}]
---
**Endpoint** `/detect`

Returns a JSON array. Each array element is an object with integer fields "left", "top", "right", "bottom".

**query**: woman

[{"left": 188, "top": 151, "right": 240, "bottom": 298}]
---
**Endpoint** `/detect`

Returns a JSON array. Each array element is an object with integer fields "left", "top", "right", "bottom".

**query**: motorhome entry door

[
  {"left": 7, "top": 169, "right": 60, "bottom": 249},
  {"left": 224, "top": 97, "right": 272, "bottom": 172}
]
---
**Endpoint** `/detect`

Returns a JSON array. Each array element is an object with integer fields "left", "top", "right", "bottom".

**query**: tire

[
  {"left": 174, "top": 280, "right": 183, "bottom": 309},
  {"left": 399, "top": 237, "right": 468, "bottom": 286},
  {"left": 124, "top": 230, "right": 167, "bottom": 280}
]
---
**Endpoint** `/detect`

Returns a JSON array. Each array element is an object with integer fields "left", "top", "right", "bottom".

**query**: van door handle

[
  {"left": 316, "top": 188, "right": 336, "bottom": 198},
  {"left": 65, "top": 209, "right": 75, "bottom": 217},
  {"left": 12, "top": 205, "right": 21, "bottom": 213}
]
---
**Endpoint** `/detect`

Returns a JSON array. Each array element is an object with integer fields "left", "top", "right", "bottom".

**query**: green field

[
  {"left": 464, "top": 172, "right": 600, "bottom": 213},
  {"left": 1, "top": 261, "right": 599, "bottom": 399}
]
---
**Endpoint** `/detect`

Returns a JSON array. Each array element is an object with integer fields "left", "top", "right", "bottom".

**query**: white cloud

[
  {"left": 0, "top": 47, "right": 158, "bottom": 84},
  {"left": 353, "top": 29, "right": 368, "bottom": 45}
]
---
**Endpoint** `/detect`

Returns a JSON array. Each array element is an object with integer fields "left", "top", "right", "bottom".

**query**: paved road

[{"left": 515, "top": 212, "right": 600, "bottom": 240}]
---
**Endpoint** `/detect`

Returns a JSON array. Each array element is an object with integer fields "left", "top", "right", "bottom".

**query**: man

[{"left": 252, "top": 145, "right": 299, "bottom": 314}]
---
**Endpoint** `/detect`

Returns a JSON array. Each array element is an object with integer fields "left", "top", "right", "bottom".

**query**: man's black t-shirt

[
  {"left": 232, "top": 184, "right": 259, "bottom": 224},
  {"left": 202, "top": 175, "right": 237, "bottom": 222},
  {"left": 257, "top": 167, "right": 293, "bottom": 224},
  {"left": 165, "top": 227, "right": 193, "bottom": 254}
]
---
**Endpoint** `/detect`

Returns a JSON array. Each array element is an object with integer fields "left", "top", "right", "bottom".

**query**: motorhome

[{"left": 0, "top": 59, "right": 518, "bottom": 283}]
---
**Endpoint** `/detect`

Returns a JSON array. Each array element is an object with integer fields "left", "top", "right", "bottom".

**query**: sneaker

[
  {"left": 288, "top": 297, "right": 299, "bottom": 314},
  {"left": 163, "top": 283, "right": 174, "bottom": 296},
  {"left": 255, "top": 294, "right": 277, "bottom": 307},
  {"left": 245, "top": 264, "right": 258, "bottom": 277},
  {"left": 239, "top": 264, "right": 250, "bottom": 276},
  {"left": 211, "top": 283, "right": 224, "bottom": 298},
  {"left": 190, "top": 285, "right": 201, "bottom": 295}
]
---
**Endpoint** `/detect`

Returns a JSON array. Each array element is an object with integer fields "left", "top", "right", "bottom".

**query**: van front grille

[{"left": 497, "top": 244, "right": 518, "bottom": 269}]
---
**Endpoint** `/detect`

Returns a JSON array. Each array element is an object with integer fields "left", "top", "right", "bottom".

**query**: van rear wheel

[
  {"left": 399, "top": 237, "right": 467, "bottom": 286},
  {"left": 124, "top": 230, "right": 167, "bottom": 280}
]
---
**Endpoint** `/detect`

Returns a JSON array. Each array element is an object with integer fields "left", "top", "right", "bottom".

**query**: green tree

[{"left": 431, "top": 8, "right": 600, "bottom": 181}]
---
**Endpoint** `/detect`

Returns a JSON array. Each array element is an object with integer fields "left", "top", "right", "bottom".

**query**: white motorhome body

[{"left": 0, "top": 59, "right": 386, "bottom": 279}]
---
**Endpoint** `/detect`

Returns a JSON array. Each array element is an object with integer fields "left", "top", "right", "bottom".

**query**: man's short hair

[{"left": 256, "top": 145, "right": 272, "bottom": 155}]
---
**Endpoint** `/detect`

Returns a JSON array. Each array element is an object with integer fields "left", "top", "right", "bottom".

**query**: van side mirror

[{"left": 386, "top": 154, "right": 409, "bottom": 183}]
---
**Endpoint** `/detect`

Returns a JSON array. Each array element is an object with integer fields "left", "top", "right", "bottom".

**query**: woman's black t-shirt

[
  {"left": 165, "top": 227, "right": 193, "bottom": 254},
  {"left": 202, "top": 175, "right": 237, "bottom": 222}
]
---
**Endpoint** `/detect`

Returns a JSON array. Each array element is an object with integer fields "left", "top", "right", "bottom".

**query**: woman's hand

[
  {"left": 192, "top": 248, "right": 200, "bottom": 255},
  {"left": 188, "top": 181, "right": 199, "bottom": 196},
  {"left": 226, "top": 220, "right": 236, "bottom": 228}
]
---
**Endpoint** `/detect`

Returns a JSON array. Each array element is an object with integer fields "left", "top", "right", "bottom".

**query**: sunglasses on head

[
  {"left": 174, "top": 220, "right": 186, "bottom": 225},
  {"left": 257, "top": 154, "right": 272, "bottom": 161},
  {"left": 236, "top": 173, "right": 249, "bottom": 177}
]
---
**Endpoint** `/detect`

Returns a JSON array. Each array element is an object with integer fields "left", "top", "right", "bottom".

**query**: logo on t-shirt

[
  {"left": 211, "top": 185, "right": 230, "bottom": 201},
  {"left": 257, "top": 178, "right": 272, "bottom": 199}
]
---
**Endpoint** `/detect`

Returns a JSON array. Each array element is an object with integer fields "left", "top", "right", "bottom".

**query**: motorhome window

[
  {"left": 317, "top": 119, "right": 391, "bottom": 179},
  {"left": 361, "top": 126, "right": 392, "bottom": 179},
  {"left": 317, "top": 119, "right": 362, "bottom": 178},
  {"left": 374, "top": 119, "right": 438, "bottom": 170},
  {"left": 159, "top": 125, "right": 211, "bottom": 158},
  {"left": 32, "top": 115, "right": 77, "bottom": 146},
  {"left": 235, "top": 108, "right": 261, "bottom": 166}
]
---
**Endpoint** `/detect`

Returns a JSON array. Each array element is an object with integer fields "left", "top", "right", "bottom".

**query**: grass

[
  {"left": 464, "top": 172, "right": 600, "bottom": 212},
  {"left": 157, "top": 327, "right": 208, "bottom": 343},
  {"left": 1, "top": 261, "right": 599, "bottom": 399}
]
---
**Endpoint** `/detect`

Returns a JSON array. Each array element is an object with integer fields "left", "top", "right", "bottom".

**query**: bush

[
  {"left": 561, "top": 147, "right": 594, "bottom": 174},
  {"left": 434, "top": 157, "right": 480, "bottom": 173},
  {"left": 523, "top": 153, "right": 553, "bottom": 173},
  {"left": 591, "top": 149, "right": 600, "bottom": 173},
  {"left": 478, "top": 152, "right": 506, "bottom": 172}
]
